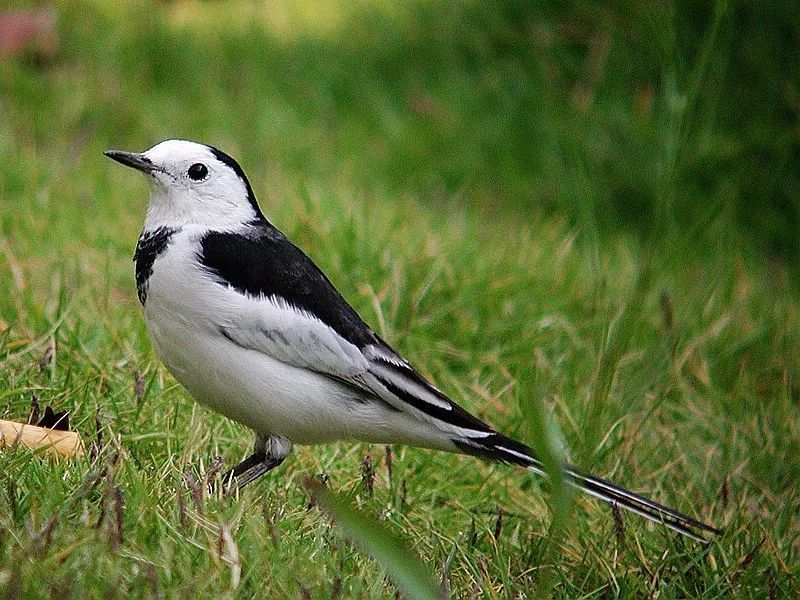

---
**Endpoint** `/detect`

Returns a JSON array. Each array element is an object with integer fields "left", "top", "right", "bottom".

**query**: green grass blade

[
  {"left": 304, "top": 478, "right": 443, "bottom": 600},
  {"left": 516, "top": 365, "right": 574, "bottom": 594}
]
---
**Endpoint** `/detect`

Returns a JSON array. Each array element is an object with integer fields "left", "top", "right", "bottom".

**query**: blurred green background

[
  {"left": 2, "top": 0, "right": 798, "bottom": 261},
  {"left": 1, "top": 1, "right": 799, "bottom": 597}
]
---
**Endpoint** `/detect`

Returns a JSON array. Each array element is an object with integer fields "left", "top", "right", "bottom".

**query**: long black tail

[{"left": 453, "top": 433, "right": 719, "bottom": 542}]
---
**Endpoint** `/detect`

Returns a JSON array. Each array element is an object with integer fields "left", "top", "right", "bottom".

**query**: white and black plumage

[{"left": 105, "top": 140, "right": 718, "bottom": 542}]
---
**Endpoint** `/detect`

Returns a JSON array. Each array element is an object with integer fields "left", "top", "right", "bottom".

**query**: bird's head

[{"left": 105, "top": 140, "right": 264, "bottom": 229}]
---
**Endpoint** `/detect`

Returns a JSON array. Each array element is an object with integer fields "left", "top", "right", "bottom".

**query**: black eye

[{"left": 187, "top": 163, "right": 209, "bottom": 181}]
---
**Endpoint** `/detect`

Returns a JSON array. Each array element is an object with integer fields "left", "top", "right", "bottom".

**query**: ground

[{"left": 1, "top": 1, "right": 798, "bottom": 597}]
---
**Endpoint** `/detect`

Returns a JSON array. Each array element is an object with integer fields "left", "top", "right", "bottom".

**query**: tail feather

[{"left": 453, "top": 433, "right": 719, "bottom": 543}]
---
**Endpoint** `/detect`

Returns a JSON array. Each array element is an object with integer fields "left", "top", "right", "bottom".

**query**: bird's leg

[{"left": 222, "top": 434, "right": 292, "bottom": 496}]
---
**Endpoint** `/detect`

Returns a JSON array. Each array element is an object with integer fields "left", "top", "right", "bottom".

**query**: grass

[{"left": 1, "top": 0, "right": 799, "bottom": 597}]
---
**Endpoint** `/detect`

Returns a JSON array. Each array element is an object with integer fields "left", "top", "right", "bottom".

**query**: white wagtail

[{"left": 105, "top": 140, "right": 717, "bottom": 541}]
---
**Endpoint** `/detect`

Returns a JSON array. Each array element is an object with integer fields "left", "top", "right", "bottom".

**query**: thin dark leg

[{"left": 222, "top": 434, "right": 292, "bottom": 496}]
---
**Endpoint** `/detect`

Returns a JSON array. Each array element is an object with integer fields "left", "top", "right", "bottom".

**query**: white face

[{"left": 106, "top": 139, "right": 261, "bottom": 230}]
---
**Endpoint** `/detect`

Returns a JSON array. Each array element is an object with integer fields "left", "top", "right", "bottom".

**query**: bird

[{"left": 105, "top": 139, "right": 718, "bottom": 542}]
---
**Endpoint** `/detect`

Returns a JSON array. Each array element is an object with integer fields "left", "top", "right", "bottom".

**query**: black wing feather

[
  {"left": 199, "top": 223, "right": 718, "bottom": 541},
  {"left": 200, "top": 224, "right": 379, "bottom": 349},
  {"left": 200, "top": 223, "right": 496, "bottom": 434}
]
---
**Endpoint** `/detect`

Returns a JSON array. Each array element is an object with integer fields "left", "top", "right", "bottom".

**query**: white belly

[
  {"left": 140, "top": 228, "right": 452, "bottom": 450},
  {"left": 145, "top": 309, "right": 364, "bottom": 443}
]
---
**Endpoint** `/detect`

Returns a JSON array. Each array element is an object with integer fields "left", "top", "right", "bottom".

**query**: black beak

[{"left": 104, "top": 150, "right": 157, "bottom": 174}]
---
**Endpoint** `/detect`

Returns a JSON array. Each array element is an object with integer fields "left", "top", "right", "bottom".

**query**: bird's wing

[
  {"left": 200, "top": 225, "right": 495, "bottom": 439},
  {"left": 200, "top": 225, "right": 720, "bottom": 542}
]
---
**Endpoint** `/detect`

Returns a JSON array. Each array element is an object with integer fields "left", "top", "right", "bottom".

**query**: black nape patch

[
  {"left": 199, "top": 224, "right": 379, "bottom": 349},
  {"left": 207, "top": 146, "right": 264, "bottom": 219},
  {"left": 134, "top": 227, "right": 176, "bottom": 304}
]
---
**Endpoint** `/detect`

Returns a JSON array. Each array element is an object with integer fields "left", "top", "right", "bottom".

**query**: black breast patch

[
  {"left": 199, "top": 225, "right": 378, "bottom": 349},
  {"left": 134, "top": 227, "right": 176, "bottom": 304}
]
